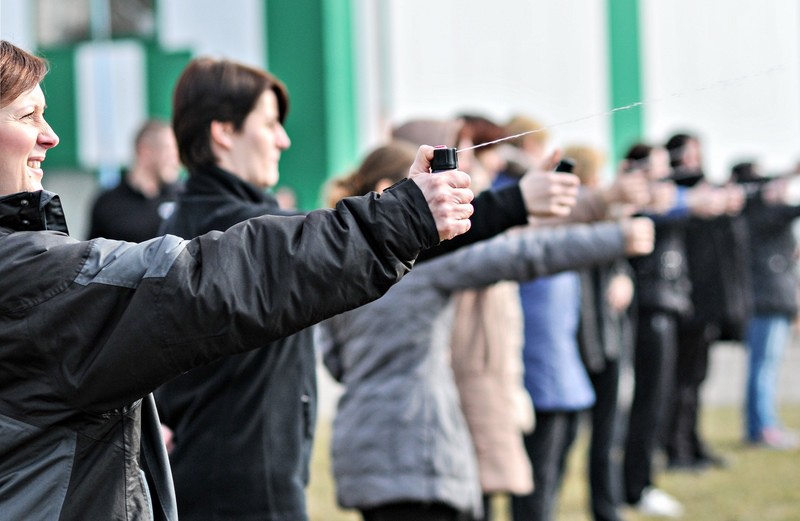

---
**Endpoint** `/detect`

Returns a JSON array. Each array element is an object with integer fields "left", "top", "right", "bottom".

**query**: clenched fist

[
  {"left": 408, "top": 145, "right": 474, "bottom": 241},
  {"left": 619, "top": 216, "right": 655, "bottom": 257},
  {"left": 519, "top": 170, "right": 581, "bottom": 217}
]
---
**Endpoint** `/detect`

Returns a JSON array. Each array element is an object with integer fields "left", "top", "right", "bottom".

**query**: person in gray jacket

[
  {"left": 0, "top": 40, "right": 474, "bottom": 521},
  {"left": 318, "top": 143, "right": 655, "bottom": 521}
]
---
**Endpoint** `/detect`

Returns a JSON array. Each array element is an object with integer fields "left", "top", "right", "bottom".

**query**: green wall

[
  {"left": 264, "top": 0, "right": 357, "bottom": 210},
  {"left": 607, "top": 0, "right": 644, "bottom": 164},
  {"left": 39, "top": 46, "right": 79, "bottom": 169}
]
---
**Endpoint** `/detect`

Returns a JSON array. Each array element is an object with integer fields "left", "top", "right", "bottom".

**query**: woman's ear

[{"left": 209, "top": 120, "right": 234, "bottom": 150}]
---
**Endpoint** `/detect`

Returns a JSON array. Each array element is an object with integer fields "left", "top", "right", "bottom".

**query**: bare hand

[
  {"left": 606, "top": 171, "right": 652, "bottom": 208},
  {"left": 687, "top": 182, "right": 732, "bottom": 218},
  {"left": 606, "top": 273, "right": 635, "bottom": 312},
  {"left": 408, "top": 145, "right": 474, "bottom": 241},
  {"left": 723, "top": 183, "right": 746, "bottom": 215},
  {"left": 645, "top": 181, "right": 678, "bottom": 215},
  {"left": 619, "top": 216, "right": 654, "bottom": 257},
  {"left": 519, "top": 168, "right": 580, "bottom": 217},
  {"left": 161, "top": 424, "right": 175, "bottom": 454}
]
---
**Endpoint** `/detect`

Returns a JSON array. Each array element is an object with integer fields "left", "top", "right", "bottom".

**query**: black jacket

[
  {"left": 630, "top": 216, "right": 693, "bottom": 317},
  {"left": 0, "top": 181, "right": 437, "bottom": 521},
  {"left": 88, "top": 176, "right": 182, "bottom": 242},
  {"left": 743, "top": 194, "right": 800, "bottom": 316},
  {"left": 155, "top": 165, "right": 318, "bottom": 520},
  {"left": 682, "top": 214, "right": 751, "bottom": 339},
  {"left": 578, "top": 260, "right": 635, "bottom": 374}
]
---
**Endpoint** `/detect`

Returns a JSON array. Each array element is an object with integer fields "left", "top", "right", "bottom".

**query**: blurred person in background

[
  {"left": 731, "top": 161, "right": 800, "bottom": 450},
  {"left": 447, "top": 113, "right": 537, "bottom": 520},
  {"left": 88, "top": 118, "right": 182, "bottom": 242},
  {"left": 567, "top": 144, "right": 636, "bottom": 521},
  {"left": 662, "top": 132, "right": 749, "bottom": 472},
  {"left": 621, "top": 141, "right": 735, "bottom": 518}
]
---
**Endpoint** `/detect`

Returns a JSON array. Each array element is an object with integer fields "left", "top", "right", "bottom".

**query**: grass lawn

[{"left": 308, "top": 406, "right": 800, "bottom": 521}]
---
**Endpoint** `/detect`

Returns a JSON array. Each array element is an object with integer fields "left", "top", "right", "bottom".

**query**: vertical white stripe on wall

[
  {"left": 642, "top": 0, "right": 800, "bottom": 179},
  {"left": 352, "top": 0, "right": 390, "bottom": 155},
  {"left": 158, "top": 0, "right": 264, "bottom": 67},
  {"left": 76, "top": 41, "right": 146, "bottom": 175}
]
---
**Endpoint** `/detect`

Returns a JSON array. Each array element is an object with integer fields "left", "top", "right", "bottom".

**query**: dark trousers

[
  {"left": 480, "top": 494, "right": 493, "bottom": 521},
  {"left": 588, "top": 358, "right": 624, "bottom": 521},
  {"left": 665, "top": 323, "right": 715, "bottom": 463},
  {"left": 512, "top": 410, "right": 580, "bottom": 521},
  {"left": 362, "top": 502, "right": 472, "bottom": 521},
  {"left": 624, "top": 311, "right": 679, "bottom": 504}
]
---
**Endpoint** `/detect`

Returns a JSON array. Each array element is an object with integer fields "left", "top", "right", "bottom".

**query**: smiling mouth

[{"left": 27, "top": 160, "right": 42, "bottom": 170}]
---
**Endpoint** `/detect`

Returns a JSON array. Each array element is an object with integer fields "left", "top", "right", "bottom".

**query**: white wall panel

[
  {"left": 642, "top": 0, "right": 800, "bottom": 180},
  {"left": 381, "top": 0, "right": 610, "bottom": 153}
]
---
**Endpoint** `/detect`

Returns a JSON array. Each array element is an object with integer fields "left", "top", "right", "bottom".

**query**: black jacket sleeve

[
  {"left": 415, "top": 183, "right": 527, "bottom": 263},
  {"left": 35, "top": 180, "right": 438, "bottom": 411}
]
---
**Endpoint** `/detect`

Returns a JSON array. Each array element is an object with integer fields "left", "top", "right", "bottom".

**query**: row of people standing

[
  {"left": 79, "top": 56, "right": 799, "bottom": 521},
  {"left": 316, "top": 115, "right": 800, "bottom": 521}
]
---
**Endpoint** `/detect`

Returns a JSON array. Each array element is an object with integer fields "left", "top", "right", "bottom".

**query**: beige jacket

[{"left": 449, "top": 282, "right": 535, "bottom": 495}]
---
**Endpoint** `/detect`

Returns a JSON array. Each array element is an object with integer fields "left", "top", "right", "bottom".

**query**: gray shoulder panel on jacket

[{"left": 74, "top": 235, "right": 188, "bottom": 288}]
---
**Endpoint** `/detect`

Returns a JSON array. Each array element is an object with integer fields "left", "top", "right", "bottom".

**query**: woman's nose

[{"left": 39, "top": 120, "right": 60, "bottom": 149}]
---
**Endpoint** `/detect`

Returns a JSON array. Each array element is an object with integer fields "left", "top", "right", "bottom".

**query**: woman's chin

[{"left": 26, "top": 172, "right": 44, "bottom": 192}]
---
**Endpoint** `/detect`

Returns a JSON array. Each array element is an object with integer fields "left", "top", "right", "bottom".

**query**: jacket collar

[
  {"left": 0, "top": 190, "right": 69, "bottom": 234},
  {"left": 186, "top": 164, "right": 278, "bottom": 207}
]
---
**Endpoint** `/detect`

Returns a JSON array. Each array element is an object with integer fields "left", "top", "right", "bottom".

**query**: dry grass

[{"left": 308, "top": 406, "right": 800, "bottom": 521}]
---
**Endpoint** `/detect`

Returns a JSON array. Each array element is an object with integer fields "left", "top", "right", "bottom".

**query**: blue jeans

[{"left": 745, "top": 315, "right": 791, "bottom": 441}]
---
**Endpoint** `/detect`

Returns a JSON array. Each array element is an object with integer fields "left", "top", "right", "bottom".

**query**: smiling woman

[
  {"left": 0, "top": 39, "right": 475, "bottom": 521},
  {"left": 0, "top": 41, "right": 60, "bottom": 195}
]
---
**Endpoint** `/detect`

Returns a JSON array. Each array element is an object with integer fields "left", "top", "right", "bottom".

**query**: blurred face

[
  {"left": 227, "top": 89, "right": 291, "bottom": 189},
  {"left": 647, "top": 147, "right": 671, "bottom": 180},
  {"left": 522, "top": 135, "right": 551, "bottom": 169},
  {"left": 680, "top": 138, "right": 702, "bottom": 170},
  {"left": 142, "top": 128, "right": 181, "bottom": 185},
  {"left": 0, "top": 85, "right": 59, "bottom": 195}
]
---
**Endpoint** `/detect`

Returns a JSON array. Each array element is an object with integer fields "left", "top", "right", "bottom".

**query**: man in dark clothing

[
  {"left": 88, "top": 119, "right": 182, "bottom": 242},
  {"left": 663, "top": 133, "right": 749, "bottom": 471}
]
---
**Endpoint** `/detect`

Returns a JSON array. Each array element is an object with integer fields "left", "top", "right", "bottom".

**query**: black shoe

[
  {"left": 666, "top": 457, "right": 710, "bottom": 473},
  {"left": 695, "top": 451, "right": 729, "bottom": 469}
]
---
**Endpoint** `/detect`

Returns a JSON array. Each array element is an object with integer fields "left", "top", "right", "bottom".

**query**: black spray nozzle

[
  {"left": 555, "top": 158, "right": 576, "bottom": 173},
  {"left": 431, "top": 146, "right": 458, "bottom": 172}
]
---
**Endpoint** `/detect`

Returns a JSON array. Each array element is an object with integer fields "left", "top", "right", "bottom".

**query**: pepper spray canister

[{"left": 430, "top": 145, "right": 458, "bottom": 173}]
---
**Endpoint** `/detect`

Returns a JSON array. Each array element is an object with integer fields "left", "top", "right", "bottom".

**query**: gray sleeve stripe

[{"left": 74, "top": 235, "right": 188, "bottom": 288}]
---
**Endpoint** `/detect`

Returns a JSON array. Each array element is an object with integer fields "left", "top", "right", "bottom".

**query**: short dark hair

[
  {"left": 665, "top": 132, "right": 696, "bottom": 168},
  {"left": 624, "top": 142, "right": 653, "bottom": 162},
  {"left": 0, "top": 40, "right": 49, "bottom": 109},
  {"left": 172, "top": 57, "right": 289, "bottom": 172}
]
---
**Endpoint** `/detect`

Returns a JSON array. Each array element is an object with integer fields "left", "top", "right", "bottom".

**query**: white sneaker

[{"left": 634, "top": 487, "right": 685, "bottom": 518}]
